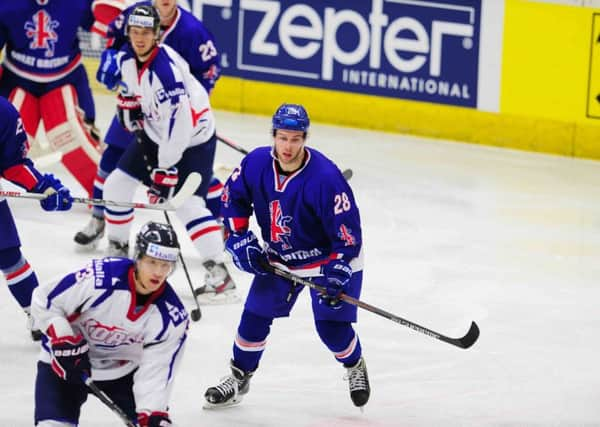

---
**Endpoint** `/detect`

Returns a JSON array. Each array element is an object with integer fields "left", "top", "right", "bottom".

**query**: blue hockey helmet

[{"left": 272, "top": 103, "right": 310, "bottom": 134}]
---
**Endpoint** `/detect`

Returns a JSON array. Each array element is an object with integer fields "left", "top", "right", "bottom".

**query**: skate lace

[
  {"left": 214, "top": 375, "right": 238, "bottom": 398},
  {"left": 344, "top": 362, "right": 367, "bottom": 392}
]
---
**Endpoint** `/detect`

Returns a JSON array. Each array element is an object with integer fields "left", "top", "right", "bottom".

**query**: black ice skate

[
  {"left": 107, "top": 240, "right": 129, "bottom": 258},
  {"left": 74, "top": 216, "right": 105, "bottom": 249},
  {"left": 344, "top": 357, "right": 370, "bottom": 408},
  {"left": 194, "top": 260, "right": 240, "bottom": 305},
  {"left": 203, "top": 361, "right": 254, "bottom": 409}
]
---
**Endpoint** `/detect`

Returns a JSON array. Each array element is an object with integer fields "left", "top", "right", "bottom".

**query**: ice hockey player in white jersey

[
  {"left": 31, "top": 221, "right": 188, "bottom": 427},
  {"left": 97, "top": 5, "right": 235, "bottom": 300}
]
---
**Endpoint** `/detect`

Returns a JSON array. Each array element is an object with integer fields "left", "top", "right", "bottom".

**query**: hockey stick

[
  {"left": 162, "top": 210, "right": 202, "bottom": 322},
  {"left": 83, "top": 376, "right": 136, "bottom": 427},
  {"left": 217, "top": 134, "right": 354, "bottom": 181},
  {"left": 0, "top": 172, "right": 201, "bottom": 212},
  {"left": 262, "top": 263, "right": 480, "bottom": 349}
]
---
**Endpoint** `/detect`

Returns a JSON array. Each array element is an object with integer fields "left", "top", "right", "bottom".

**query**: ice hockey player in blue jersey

[
  {"left": 204, "top": 104, "right": 371, "bottom": 409},
  {"left": 31, "top": 221, "right": 188, "bottom": 427},
  {"left": 0, "top": 0, "right": 103, "bottom": 196},
  {"left": 0, "top": 96, "right": 73, "bottom": 341},
  {"left": 74, "top": 0, "right": 234, "bottom": 301}
]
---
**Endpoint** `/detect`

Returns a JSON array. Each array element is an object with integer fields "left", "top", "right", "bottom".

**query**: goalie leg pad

[
  {"left": 8, "top": 87, "right": 40, "bottom": 143},
  {"left": 40, "top": 85, "right": 102, "bottom": 195}
]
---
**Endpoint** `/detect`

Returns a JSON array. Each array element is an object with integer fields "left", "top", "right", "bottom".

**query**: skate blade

[
  {"left": 73, "top": 238, "right": 102, "bottom": 252},
  {"left": 202, "top": 396, "right": 243, "bottom": 410},
  {"left": 196, "top": 290, "right": 242, "bottom": 306}
]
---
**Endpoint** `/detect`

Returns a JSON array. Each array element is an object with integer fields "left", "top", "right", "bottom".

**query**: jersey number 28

[{"left": 334, "top": 192, "right": 351, "bottom": 215}]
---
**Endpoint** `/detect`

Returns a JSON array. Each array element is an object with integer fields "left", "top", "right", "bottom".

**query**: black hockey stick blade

[{"left": 444, "top": 321, "right": 479, "bottom": 349}]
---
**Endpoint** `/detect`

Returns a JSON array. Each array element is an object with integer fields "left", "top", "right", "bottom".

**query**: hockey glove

[
  {"left": 116, "top": 94, "right": 143, "bottom": 132},
  {"left": 50, "top": 334, "right": 91, "bottom": 384},
  {"left": 225, "top": 230, "right": 269, "bottom": 276},
  {"left": 148, "top": 167, "right": 179, "bottom": 204},
  {"left": 96, "top": 48, "right": 121, "bottom": 90},
  {"left": 32, "top": 174, "right": 73, "bottom": 211},
  {"left": 320, "top": 259, "right": 352, "bottom": 308},
  {"left": 138, "top": 411, "right": 172, "bottom": 427}
]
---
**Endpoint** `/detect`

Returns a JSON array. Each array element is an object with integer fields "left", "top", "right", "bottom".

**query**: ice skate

[
  {"left": 107, "top": 240, "right": 129, "bottom": 258},
  {"left": 74, "top": 215, "right": 105, "bottom": 249},
  {"left": 194, "top": 260, "right": 240, "bottom": 305},
  {"left": 344, "top": 357, "right": 370, "bottom": 408},
  {"left": 204, "top": 361, "right": 254, "bottom": 409}
]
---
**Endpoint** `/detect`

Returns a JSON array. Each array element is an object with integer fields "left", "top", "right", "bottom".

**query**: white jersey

[
  {"left": 31, "top": 257, "right": 189, "bottom": 413},
  {"left": 117, "top": 43, "right": 216, "bottom": 168}
]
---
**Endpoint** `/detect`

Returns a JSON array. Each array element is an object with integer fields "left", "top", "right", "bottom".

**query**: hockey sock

[
  {"left": 0, "top": 247, "right": 39, "bottom": 310},
  {"left": 205, "top": 177, "right": 224, "bottom": 218},
  {"left": 315, "top": 320, "right": 362, "bottom": 366},
  {"left": 92, "top": 145, "right": 125, "bottom": 218},
  {"left": 233, "top": 310, "right": 273, "bottom": 372}
]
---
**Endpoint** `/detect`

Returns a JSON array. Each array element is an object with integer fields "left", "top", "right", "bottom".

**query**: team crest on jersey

[
  {"left": 36, "top": 0, "right": 49, "bottom": 5},
  {"left": 82, "top": 319, "right": 142, "bottom": 347},
  {"left": 269, "top": 200, "right": 292, "bottom": 250},
  {"left": 338, "top": 224, "right": 356, "bottom": 246},
  {"left": 25, "top": 10, "right": 59, "bottom": 57}
]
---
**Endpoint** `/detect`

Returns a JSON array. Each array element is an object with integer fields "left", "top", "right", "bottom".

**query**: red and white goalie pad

[
  {"left": 40, "top": 85, "right": 103, "bottom": 196},
  {"left": 91, "top": 0, "right": 136, "bottom": 37},
  {"left": 8, "top": 87, "right": 40, "bottom": 144}
]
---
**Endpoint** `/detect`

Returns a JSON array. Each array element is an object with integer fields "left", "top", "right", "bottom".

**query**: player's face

[
  {"left": 129, "top": 26, "right": 157, "bottom": 59},
  {"left": 135, "top": 255, "right": 174, "bottom": 294},
  {"left": 273, "top": 129, "right": 306, "bottom": 171},
  {"left": 155, "top": 0, "right": 177, "bottom": 24}
]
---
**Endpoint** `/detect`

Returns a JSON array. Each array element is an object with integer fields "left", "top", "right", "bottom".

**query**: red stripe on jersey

[
  {"left": 2, "top": 164, "right": 39, "bottom": 190},
  {"left": 227, "top": 217, "right": 249, "bottom": 233}
]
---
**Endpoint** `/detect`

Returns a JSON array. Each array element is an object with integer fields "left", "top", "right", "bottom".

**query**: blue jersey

[
  {"left": 31, "top": 257, "right": 188, "bottom": 411},
  {"left": 107, "top": 2, "right": 220, "bottom": 92},
  {"left": 0, "top": 96, "right": 43, "bottom": 190},
  {"left": 222, "top": 147, "right": 363, "bottom": 277},
  {"left": 0, "top": 0, "right": 94, "bottom": 83}
]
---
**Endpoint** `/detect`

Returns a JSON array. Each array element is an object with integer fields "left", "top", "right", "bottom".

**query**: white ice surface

[{"left": 2, "top": 94, "right": 600, "bottom": 426}]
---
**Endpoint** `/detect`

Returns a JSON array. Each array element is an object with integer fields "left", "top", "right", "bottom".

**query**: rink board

[{"left": 83, "top": 0, "right": 600, "bottom": 159}]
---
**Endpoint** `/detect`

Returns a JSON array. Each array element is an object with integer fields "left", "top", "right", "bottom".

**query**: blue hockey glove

[
  {"left": 50, "top": 334, "right": 91, "bottom": 384},
  {"left": 138, "top": 411, "right": 172, "bottom": 427},
  {"left": 32, "top": 174, "right": 73, "bottom": 211},
  {"left": 225, "top": 230, "right": 269, "bottom": 276},
  {"left": 148, "top": 167, "right": 179, "bottom": 204},
  {"left": 320, "top": 259, "right": 352, "bottom": 308},
  {"left": 96, "top": 48, "right": 121, "bottom": 90}
]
